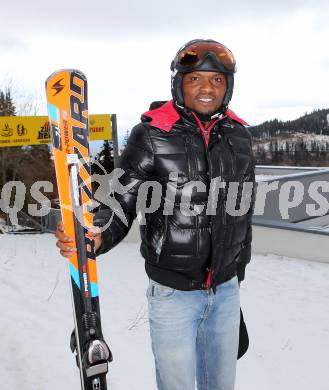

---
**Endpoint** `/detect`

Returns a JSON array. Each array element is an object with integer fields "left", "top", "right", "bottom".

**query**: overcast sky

[{"left": 1, "top": 0, "right": 328, "bottom": 136}]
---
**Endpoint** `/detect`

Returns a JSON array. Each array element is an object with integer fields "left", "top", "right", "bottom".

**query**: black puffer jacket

[{"left": 94, "top": 100, "right": 255, "bottom": 291}]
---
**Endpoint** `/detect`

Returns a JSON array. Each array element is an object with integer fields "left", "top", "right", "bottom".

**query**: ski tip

[{"left": 45, "top": 69, "right": 87, "bottom": 85}]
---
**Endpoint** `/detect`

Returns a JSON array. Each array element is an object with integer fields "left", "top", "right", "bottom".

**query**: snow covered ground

[{"left": 1, "top": 233, "right": 329, "bottom": 390}]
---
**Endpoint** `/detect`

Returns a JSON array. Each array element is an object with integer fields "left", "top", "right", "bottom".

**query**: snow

[{"left": 1, "top": 233, "right": 329, "bottom": 390}]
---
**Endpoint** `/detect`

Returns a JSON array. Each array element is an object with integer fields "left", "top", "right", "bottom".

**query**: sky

[{"left": 1, "top": 0, "right": 328, "bottom": 138}]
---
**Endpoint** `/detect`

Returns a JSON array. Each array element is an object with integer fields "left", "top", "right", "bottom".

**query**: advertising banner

[{"left": 0, "top": 114, "right": 112, "bottom": 147}]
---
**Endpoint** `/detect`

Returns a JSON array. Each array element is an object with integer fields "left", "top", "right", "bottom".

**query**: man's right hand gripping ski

[{"left": 55, "top": 221, "right": 103, "bottom": 258}]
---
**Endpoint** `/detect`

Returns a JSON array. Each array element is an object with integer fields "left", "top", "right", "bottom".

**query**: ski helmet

[{"left": 171, "top": 39, "right": 236, "bottom": 117}]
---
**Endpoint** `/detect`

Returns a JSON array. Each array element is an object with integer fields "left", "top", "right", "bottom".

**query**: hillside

[{"left": 249, "top": 109, "right": 329, "bottom": 166}]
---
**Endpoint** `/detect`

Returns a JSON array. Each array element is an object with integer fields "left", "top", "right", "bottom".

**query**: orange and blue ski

[{"left": 46, "top": 69, "right": 112, "bottom": 390}]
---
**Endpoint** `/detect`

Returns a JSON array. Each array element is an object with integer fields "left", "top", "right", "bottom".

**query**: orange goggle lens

[{"left": 178, "top": 42, "right": 236, "bottom": 72}]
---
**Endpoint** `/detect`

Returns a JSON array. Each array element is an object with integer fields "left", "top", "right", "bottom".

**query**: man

[{"left": 56, "top": 39, "right": 255, "bottom": 390}]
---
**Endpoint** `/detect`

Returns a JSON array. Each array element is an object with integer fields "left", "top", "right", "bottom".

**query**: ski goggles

[{"left": 177, "top": 42, "right": 236, "bottom": 73}]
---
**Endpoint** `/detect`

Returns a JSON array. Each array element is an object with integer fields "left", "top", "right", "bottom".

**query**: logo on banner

[
  {"left": 1, "top": 123, "right": 13, "bottom": 137},
  {"left": 17, "top": 124, "right": 27, "bottom": 136},
  {"left": 37, "top": 122, "right": 51, "bottom": 140}
]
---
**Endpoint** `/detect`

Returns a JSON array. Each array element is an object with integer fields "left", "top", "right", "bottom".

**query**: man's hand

[
  {"left": 55, "top": 222, "right": 102, "bottom": 258},
  {"left": 86, "top": 225, "right": 102, "bottom": 253},
  {"left": 55, "top": 222, "right": 75, "bottom": 258}
]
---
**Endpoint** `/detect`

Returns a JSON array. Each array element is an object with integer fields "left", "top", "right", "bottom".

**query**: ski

[{"left": 45, "top": 69, "right": 112, "bottom": 390}]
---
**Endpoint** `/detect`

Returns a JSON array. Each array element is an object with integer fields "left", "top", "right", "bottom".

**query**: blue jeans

[{"left": 147, "top": 275, "right": 240, "bottom": 390}]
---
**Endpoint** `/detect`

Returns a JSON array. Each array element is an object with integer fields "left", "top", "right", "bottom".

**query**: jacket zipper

[
  {"left": 156, "top": 214, "right": 168, "bottom": 262},
  {"left": 189, "top": 113, "right": 224, "bottom": 291},
  {"left": 190, "top": 129, "right": 214, "bottom": 290},
  {"left": 202, "top": 130, "right": 220, "bottom": 291}
]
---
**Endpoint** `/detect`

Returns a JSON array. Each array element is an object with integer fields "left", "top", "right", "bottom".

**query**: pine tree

[
  {"left": 122, "top": 129, "right": 130, "bottom": 148},
  {"left": 91, "top": 140, "right": 115, "bottom": 196},
  {"left": 97, "top": 140, "right": 114, "bottom": 174},
  {"left": 0, "top": 89, "right": 16, "bottom": 116}
]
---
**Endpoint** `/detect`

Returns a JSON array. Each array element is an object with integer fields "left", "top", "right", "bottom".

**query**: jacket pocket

[
  {"left": 227, "top": 136, "right": 251, "bottom": 179},
  {"left": 227, "top": 137, "right": 236, "bottom": 178},
  {"left": 184, "top": 135, "right": 197, "bottom": 179}
]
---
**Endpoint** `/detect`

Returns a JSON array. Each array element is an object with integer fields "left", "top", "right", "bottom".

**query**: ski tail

[{"left": 45, "top": 69, "right": 112, "bottom": 390}]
